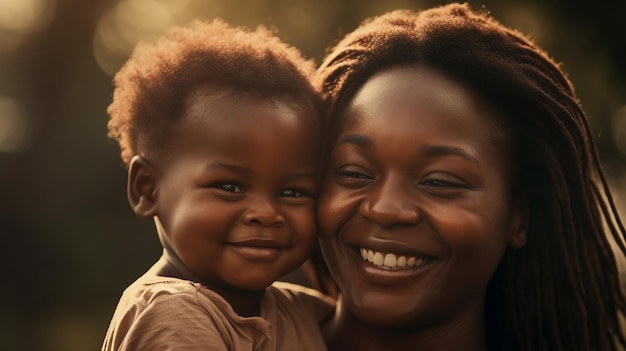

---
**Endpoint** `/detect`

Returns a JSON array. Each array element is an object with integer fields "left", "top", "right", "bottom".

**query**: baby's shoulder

[
  {"left": 123, "top": 276, "right": 200, "bottom": 300},
  {"left": 120, "top": 276, "right": 233, "bottom": 314}
]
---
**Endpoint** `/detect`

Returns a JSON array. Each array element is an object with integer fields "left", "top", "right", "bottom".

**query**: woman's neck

[{"left": 323, "top": 298, "right": 488, "bottom": 351}]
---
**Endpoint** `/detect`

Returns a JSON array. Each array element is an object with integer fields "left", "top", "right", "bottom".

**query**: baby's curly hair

[{"left": 107, "top": 19, "right": 319, "bottom": 166}]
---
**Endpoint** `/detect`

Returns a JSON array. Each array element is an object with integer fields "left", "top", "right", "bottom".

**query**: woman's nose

[
  {"left": 359, "top": 177, "right": 420, "bottom": 228},
  {"left": 242, "top": 195, "right": 285, "bottom": 227}
]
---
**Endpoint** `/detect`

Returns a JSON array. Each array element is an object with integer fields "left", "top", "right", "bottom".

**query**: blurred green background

[{"left": 0, "top": 0, "right": 625, "bottom": 350}]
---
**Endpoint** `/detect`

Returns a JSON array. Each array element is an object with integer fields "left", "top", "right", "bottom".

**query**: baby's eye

[
  {"left": 216, "top": 184, "right": 244, "bottom": 193},
  {"left": 281, "top": 189, "right": 301, "bottom": 197},
  {"left": 280, "top": 189, "right": 311, "bottom": 198}
]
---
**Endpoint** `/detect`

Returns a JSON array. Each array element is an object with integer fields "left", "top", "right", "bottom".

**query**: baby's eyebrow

[
  {"left": 284, "top": 171, "right": 317, "bottom": 182},
  {"left": 206, "top": 162, "right": 315, "bottom": 182},
  {"left": 205, "top": 162, "right": 253, "bottom": 176},
  {"left": 336, "top": 133, "right": 372, "bottom": 148}
]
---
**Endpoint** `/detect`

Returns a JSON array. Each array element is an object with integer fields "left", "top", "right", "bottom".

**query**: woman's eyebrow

[
  {"left": 419, "top": 145, "right": 480, "bottom": 165},
  {"left": 335, "top": 134, "right": 372, "bottom": 148},
  {"left": 336, "top": 135, "right": 480, "bottom": 165}
]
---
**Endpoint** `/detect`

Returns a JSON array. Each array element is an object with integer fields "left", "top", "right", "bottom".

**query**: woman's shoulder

[{"left": 268, "top": 281, "right": 336, "bottom": 320}]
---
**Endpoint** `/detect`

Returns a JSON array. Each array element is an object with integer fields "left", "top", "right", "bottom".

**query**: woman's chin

[{"left": 345, "top": 294, "right": 422, "bottom": 328}]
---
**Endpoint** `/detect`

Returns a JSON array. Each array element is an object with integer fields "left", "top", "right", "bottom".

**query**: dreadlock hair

[
  {"left": 107, "top": 19, "right": 319, "bottom": 166},
  {"left": 316, "top": 3, "right": 626, "bottom": 350}
]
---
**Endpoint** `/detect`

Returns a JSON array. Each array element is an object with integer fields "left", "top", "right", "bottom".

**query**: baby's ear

[{"left": 127, "top": 155, "right": 158, "bottom": 219}]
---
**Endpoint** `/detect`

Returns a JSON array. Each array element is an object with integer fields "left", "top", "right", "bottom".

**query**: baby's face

[{"left": 151, "top": 90, "right": 319, "bottom": 291}]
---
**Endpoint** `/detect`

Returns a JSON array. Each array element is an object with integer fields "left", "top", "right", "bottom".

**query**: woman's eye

[
  {"left": 337, "top": 170, "right": 371, "bottom": 179},
  {"left": 216, "top": 184, "right": 244, "bottom": 193},
  {"left": 334, "top": 166, "right": 373, "bottom": 180},
  {"left": 419, "top": 176, "right": 475, "bottom": 197},
  {"left": 332, "top": 166, "right": 374, "bottom": 188},
  {"left": 420, "top": 179, "right": 463, "bottom": 188}
]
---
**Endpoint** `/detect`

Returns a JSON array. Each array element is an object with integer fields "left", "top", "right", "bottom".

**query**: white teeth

[
  {"left": 383, "top": 254, "right": 396, "bottom": 267},
  {"left": 359, "top": 248, "right": 425, "bottom": 269},
  {"left": 373, "top": 252, "right": 384, "bottom": 265}
]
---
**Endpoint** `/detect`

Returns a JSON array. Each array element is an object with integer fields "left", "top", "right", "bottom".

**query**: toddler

[{"left": 102, "top": 19, "right": 333, "bottom": 351}]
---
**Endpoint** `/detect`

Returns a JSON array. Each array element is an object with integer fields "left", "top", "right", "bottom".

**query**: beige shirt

[{"left": 102, "top": 277, "right": 335, "bottom": 350}]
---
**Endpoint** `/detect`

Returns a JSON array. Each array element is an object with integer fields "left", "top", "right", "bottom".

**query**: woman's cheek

[{"left": 318, "top": 184, "right": 354, "bottom": 237}]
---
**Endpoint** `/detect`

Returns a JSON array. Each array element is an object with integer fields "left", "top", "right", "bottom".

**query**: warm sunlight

[
  {"left": 92, "top": 0, "right": 197, "bottom": 76},
  {"left": 0, "top": 0, "right": 55, "bottom": 52}
]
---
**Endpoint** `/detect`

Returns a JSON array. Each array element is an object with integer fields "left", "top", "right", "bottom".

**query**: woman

[{"left": 315, "top": 3, "right": 626, "bottom": 350}]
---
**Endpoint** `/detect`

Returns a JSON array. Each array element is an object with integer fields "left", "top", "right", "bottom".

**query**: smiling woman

[
  {"left": 315, "top": 3, "right": 626, "bottom": 351},
  {"left": 320, "top": 64, "right": 527, "bottom": 333}
]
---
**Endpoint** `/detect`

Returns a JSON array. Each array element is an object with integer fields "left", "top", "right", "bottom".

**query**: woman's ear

[
  {"left": 509, "top": 202, "right": 529, "bottom": 249},
  {"left": 127, "top": 155, "right": 158, "bottom": 219}
]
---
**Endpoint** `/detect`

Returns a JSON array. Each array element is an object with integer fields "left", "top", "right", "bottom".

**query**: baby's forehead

[
  {"left": 181, "top": 87, "right": 318, "bottom": 131},
  {"left": 154, "top": 90, "right": 320, "bottom": 175}
]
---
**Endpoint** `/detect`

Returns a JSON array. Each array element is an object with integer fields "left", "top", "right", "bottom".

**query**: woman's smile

[{"left": 334, "top": 230, "right": 446, "bottom": 285}]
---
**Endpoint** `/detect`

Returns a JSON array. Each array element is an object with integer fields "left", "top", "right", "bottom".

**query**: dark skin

[
  {"left": 128, "top": 88, "right": 320, "bottom": 317},
  {"left": 318, "top": 65, "right": 527, "bottom": 350}
]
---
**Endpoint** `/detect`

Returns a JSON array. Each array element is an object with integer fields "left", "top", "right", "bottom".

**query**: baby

[{"left": 102, "top": 19, "right": 333, "bottom": 350}]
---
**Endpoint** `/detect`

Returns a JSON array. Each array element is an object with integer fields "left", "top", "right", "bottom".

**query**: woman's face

[{"left": 318, "top": 65, "right": 527, "bottom": 328}]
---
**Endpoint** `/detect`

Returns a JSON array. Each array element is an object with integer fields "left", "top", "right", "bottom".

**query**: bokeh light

[
  {"left": 93, "top": 0, "right": 197, "bottom": 76},
  {"left": 0, "top": 95, "right": 38, "bottom": 153},
  {"left": 0, "top": 0, "right": 55, "bottom": 53}
]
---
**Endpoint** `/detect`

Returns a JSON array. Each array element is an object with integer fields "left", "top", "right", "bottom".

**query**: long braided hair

[{"left": 316, "top": 3, "right": 626, "bottom": 350}]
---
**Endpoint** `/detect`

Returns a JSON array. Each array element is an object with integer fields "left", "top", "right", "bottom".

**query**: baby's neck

[
  {"left": 148, "top": 251, "right": 266, "bottom": 317},
  {"left": 213, "top": 288, "right": 266, "bottom": 317},
  {"left": 323, "top": 298, "right": 487, "bottom": 351}
]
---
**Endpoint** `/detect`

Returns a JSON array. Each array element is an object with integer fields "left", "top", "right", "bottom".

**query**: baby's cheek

[{"left": 288, "top": 206, "right": 317, "bottom": 243}]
